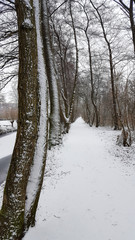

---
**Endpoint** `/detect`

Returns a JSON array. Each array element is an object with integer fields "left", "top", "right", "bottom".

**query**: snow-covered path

[{"left": 23, "top": 118, "right": 135, "bottom": 239}]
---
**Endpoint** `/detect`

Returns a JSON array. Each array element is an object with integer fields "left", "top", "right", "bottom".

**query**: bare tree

[
  {"left": 41, "top": 0, "right": 61, "bottom": 148},
  {"left": 0, "top": 0, "right": 18, "bottom": 90},
  {"left": 49, "top": 0, "right": 79, "bottom": 132},
  {"left": 113, "top": 0, "right": 135, "bottom": 53},
  {"left": 76, "top": 1, "right": 99, "bottom": 127},
  {"left": 90, "top": 0, "right": 119, "bottom": 130}
]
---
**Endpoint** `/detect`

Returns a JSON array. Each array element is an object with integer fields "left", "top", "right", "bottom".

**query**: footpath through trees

[{"left": 23, "top": 117, "right": 135, "bottom": 240}]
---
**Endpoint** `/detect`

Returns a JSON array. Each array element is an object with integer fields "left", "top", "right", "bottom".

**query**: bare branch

[{"left": 49, "top": 0, "right": 68, "bottom": 17}]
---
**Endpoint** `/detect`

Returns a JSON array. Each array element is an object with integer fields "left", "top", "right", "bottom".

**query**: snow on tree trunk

[
  {"left": 24, "top": 0, "right": 48, "bottom": 230},
  {"left": 67, "top": 1, "right": 79, "bottom": 129},
  {"left": 0, "top": 0, "right": 48, "bottom": 239},
  {"left": 41, "top": 0, "right": 61, "bottom": 148}
]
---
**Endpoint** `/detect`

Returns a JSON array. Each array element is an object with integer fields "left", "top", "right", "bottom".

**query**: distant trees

[
  {"left": 89, "top": 0, "right": 119, "bottom": 129},
  {"left": 0, "top": 103, "right": 17, "bottom": 120},
  {"left": 76, "top": 1, "right": 99, "bottom": 127},
  {"left": 48, "top": 0, "right": 135, "bottom": 132},
  {"left": 0, "top": 0, "right": 18, "bottom": 90},
  {"left": 0, "top": 94, "right": 5, "bottom": 105},
  {"left": 0, "top": 91, "right": 17, "bottom": 120}
]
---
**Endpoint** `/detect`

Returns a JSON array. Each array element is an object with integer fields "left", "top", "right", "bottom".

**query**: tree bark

[
  {"left": 85, "top": 31, "right": 99, "bottom": 127},
  {"left": 68, "top": 0, "right": 79, "bottom": 127},
  {"left": 41, "top": 0, "right": 61, "bottom": 148},
  {"left": 24, "top": 0, "right": 48, "bottom": 230},
  {"left": 0, "top": 0, "right": 48, "bottom": 238}
]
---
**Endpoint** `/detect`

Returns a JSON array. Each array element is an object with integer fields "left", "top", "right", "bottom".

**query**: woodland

[{"left": 0, "top": 0, "right": 135, "bottom": 239}]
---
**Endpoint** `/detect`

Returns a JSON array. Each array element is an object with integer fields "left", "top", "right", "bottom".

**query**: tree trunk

[
  {"left": 0, "top": 0, "right": 48, "bottom": 238},
  {"left": 68, "top": 0, "right": 79, "bottom": 125},
  {"left": 129, "top": 0, "right": 135, "bottom": 53},
  {"left": 86, "top": 32, "right": 99, "bottom": 127},
  {"left": 114, "top": 0, "right": 135, "bottom": 53},
  {"left": 41, "top": 0, "right": 61, "bottom": 148},
  {"left": 24, "top": 0, "right": 48, "bottom": 230},
  {"left": 90, "top": 0, "right": 119, "bottom": 130}
]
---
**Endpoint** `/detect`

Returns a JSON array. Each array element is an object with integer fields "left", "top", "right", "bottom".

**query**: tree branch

[{"left": 49, "top": 0, "right": 68, "bottom": 17}]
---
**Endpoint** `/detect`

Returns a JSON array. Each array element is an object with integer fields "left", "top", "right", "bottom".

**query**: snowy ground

[
  {"left": 1, "top": 118, "right": 135, "bottom": 239},
  {"left": 23, "top": 118, "right": 135, "bottom": 240}
]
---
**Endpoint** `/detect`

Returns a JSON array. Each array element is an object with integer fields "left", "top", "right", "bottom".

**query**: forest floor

[{"left": 1, "top": 118, "right": 135, "bottom": 239}]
